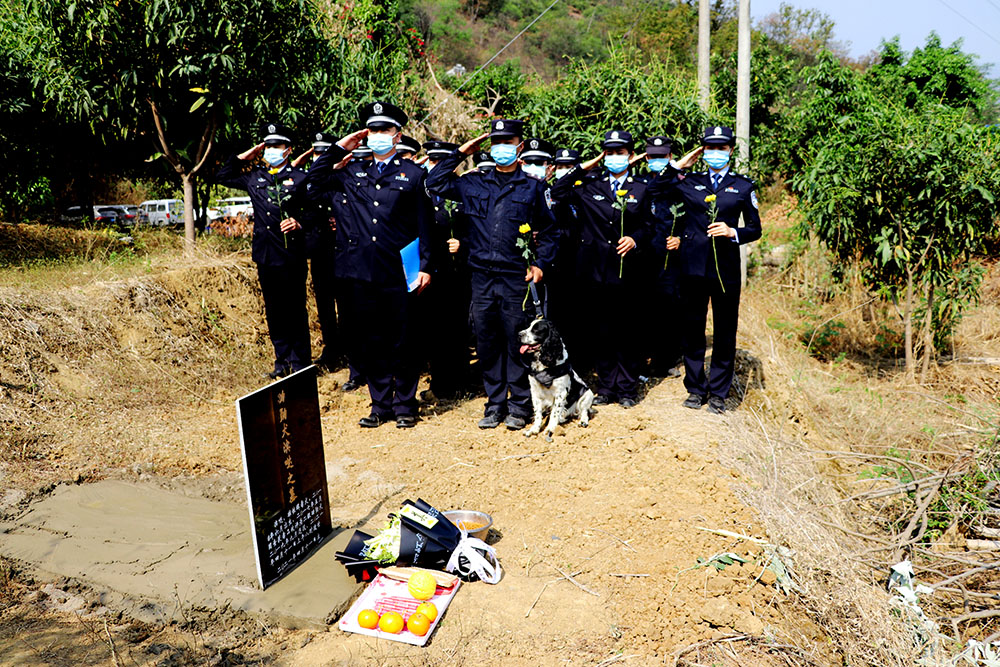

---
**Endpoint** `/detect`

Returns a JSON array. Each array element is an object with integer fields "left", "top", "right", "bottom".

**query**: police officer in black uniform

[
  {"left": 215, "top": 122, "right": 310, "bottom": 379},
  {"left": 395, "top": 135, "right": 420, "bottom": 160},
  {"left": 550, "top": 129, "right": 652, "bottom": 407},
  {"left": 520, "top": 138, "right": 555, "bottom": 183},
  {"left": 297, "top": 131, "right": 343, "bottom": 371},
  {"left": 639, "top": 136, "right": 683, "bottom": 378},
  {"left": 472, "top": 150, "right": 495, "bottom": 173},
  {"left": 420, "top": 140, "right": 470, "bottom": 399},
  {"left": 426, "top": 119, "right": 560, "bottom": 430},
  {"left": 649, "top": 126, "right": 762, "bottom": 414},
  {"left": 297, "top": 101, "right": 433, "bottom": 428},
  {"left": 547, "top": 147, "right": 582, "bottom": 345}
]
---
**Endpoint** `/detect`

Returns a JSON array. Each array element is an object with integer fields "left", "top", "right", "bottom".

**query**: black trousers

[
  {"left": 338, "top": 279, "right": 419, "bottom": 418},
  {"left": 582, "top": 282, "right": 641, "bottom": 400},
  {"left": 309, "top": 256, "right": 339, "bottom": 364},
  {"left": 680, "top": 275, "right": 741, "bottom": 400},
  {"left": 470, "top": 270, "right": 532, "bottom": 419},
  {"left": 425, "top": 264, "right": 471, "bottom": 397},
  {"left": 647, "top": 270, "right": 684, "bottom": 375},
  {"left": 257, "top": 262, "right": 311, "bottom": 374}
]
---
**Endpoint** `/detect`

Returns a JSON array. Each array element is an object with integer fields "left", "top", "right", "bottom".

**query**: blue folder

[{"left": 400, "top": 238, "right": 420, "bottom": 292}]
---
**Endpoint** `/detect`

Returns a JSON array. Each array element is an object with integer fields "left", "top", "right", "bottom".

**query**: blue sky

[{"left": 751, "top": 0, "right": 1000, "bottom": 78}]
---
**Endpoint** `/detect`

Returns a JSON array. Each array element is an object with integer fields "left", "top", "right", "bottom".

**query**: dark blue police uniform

[
  {"left": 549, "top": 130, "right": 652, "bottom": 403},
  {"left": 297, "top": 103, "right": 433, "bottom": 425},
  {"left": 426, "top": 119, "right": 559, "bottom": 424},
  {"left": 214, "top": 122, "right": 311, "bottom": 376},
  {"left": 650, "top": 126, "right": 762, "bottom": 407}
]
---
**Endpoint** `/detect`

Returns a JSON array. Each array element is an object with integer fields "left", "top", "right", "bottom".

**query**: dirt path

[{"left": 0, "top": 251, "right": 835, "bottom": 665}]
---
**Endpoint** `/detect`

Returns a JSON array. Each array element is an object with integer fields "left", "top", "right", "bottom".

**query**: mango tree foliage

[{"left": 795, "top": 102, "right": 999, "bottom": 379}]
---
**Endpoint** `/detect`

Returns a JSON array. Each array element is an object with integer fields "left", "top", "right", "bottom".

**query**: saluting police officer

[
  {"left": 550, "top": 130, "right": 652, "bottom": 407},
  {"left": 471, "top": 150, "right": 495, "bottom": 173},
  {"left": 296, "top": 131, "right": 343, "bottom": 371},
  {"left": 520, "top": 138, "right": 556, "bottom": 183},
  {"left": 649, "top": 126, "right": 762, "bottom": 414},
  {"left": 546, "top": 147, "right": 582, "bottom": 345},
  {"left": 395, "top": 135, "right": 420, "bottom": 161},
  {"left": 420, "top": 140, "right": 470, "bottom": 399},
  {"left": 638, "top": 136, "right": 684, "bottom": 378},
  {"left": 426, "top": 119, "right": 560, "bottom": 430},
  {"left": 215, "top": 122, "right": 311, "bottom": 379},
  {"left": 296, "top": 101, "right": 433, "bottom": 428}
]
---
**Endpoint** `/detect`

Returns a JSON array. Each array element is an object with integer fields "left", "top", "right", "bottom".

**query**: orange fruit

[
  {"left": 415, "top": 601, "right": 438, "bottom": 622},
  {"left": 378, "top": 611, "right": 404, "bottom": 634},
  {"left": 406, "top": 612, "right": 431, "bottom": 636},
  {"left": 408, "top": 571, "right": 437, "bottom": 600},
  {"left": 357, "top": 609, "right": 379, "bottom": 629}
]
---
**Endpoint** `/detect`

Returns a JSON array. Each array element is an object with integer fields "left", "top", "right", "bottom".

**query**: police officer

[
  {"left": 471, "top": 150, "right": 495, "bottom": 173},
  {"left": 639, "top": 136, "right": 683, "bottom": 378},
  {"left": 649, "top": 126, "right": 762, "bottom": 414},
  {"left": 550, "top": 129, "right": 652, "bottom": 407},
  {"left": 297, "top": 131, "right": 342, "bottom": 371},
  {"left": 351, "top": 145, "right": 374, "bottom": 163},
  {"left": 426, "top": 119, "right": 559, "bottom": 430},
  {"left": 520, "top": 138, "right": 556, "bottom": 182},
  {"left": 421, "top": 140, "right": 470, "bottom": 399},
  {"left": 396, "top": 135, "right": 420, "bottom": 160},
  {"left": 215, "top": 122, "right": 310, "bottom": 379},
  {"left": 297, "top": 101, "right": 433, "bottom": 428},
  {"left": 547, "top": 148, "right": 582, "bottom": 344}
]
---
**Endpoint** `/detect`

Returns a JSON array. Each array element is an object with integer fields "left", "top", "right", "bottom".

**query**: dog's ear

[{"left": 539, "top": 321, "right": 563, "bottom": 367}]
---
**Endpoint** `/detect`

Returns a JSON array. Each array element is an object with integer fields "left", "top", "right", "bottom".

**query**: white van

[{"left": 139, "top": 199, "right": 183, "bottom": 226}]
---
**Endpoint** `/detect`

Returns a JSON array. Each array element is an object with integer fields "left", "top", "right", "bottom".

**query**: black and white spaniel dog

[{"left": 518, "top": 318, "right": 595, "bottom": 440}]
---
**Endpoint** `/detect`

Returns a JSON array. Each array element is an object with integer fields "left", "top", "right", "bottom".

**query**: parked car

[
  {"left": 139, "top": 199, "right": 183, "bottom": 227},
  {"left": 208, "top": 196, "right": 253, "bottom": 221},
  {"left": 95, "top": 206, "right": 124, "bottom": 226},
  {"left": 59, "top": 206, "right": 95, "bottom": 225}
]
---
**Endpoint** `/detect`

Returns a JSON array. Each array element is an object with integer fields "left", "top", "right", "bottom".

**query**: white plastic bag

[{"left": 445, "top": 529, "right": 502, "bottom": 584}]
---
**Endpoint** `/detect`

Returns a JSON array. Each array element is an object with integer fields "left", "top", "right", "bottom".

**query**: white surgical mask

[
  {"left": 522, "top": 164, "right": 547, "bottom": 181},
  {"left": 554, "top": 167, "right": 573, "bottom": 180},
  {"left": 366, "top": 133, "right": 396, "bottom": 155},
  {"left": 263, "top": 147, "right": 286, "bottom": 166}
]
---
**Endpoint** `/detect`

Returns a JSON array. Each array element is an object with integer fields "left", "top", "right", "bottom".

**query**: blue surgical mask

[
  {"left": 522, "top": 164, "right": 547, "bottom": 181},
  {"left": 605, "top": 154, "right": 629, "bottom": 174},
  {"left": 703, "top": 149, "right": 731, "bottom": 170},
  {"left": 263, "top": 147, "right": 286, "bottom": 166},
  {"left": 647, "top": 158, "right": 670, "bottom": 174},
  {"left": 422, "top": 161, "right": 435, "bottom": 172},
  {"left": 490, "top": 143, "right": 518, "bottom": 166},
  {"left": 366, "top": 133, "right": 396, "bottom": 155},
  {"left": 554, "top": 167, "right": 573, "bottom": 180}
]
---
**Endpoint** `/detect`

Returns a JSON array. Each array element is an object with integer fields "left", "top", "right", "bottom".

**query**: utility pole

[
  {"left": 736, "top": 0, "right": 751, "bottom": 285},
  {"left": 697, "top": 0, "right": 711, "bottom": 111}
]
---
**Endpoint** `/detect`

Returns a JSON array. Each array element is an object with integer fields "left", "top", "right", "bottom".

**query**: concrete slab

[{"left": 0, "top": 481, "right": 362, "bottom": 629}]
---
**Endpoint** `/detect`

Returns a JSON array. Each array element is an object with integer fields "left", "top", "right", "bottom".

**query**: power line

[
  {"left": 980, "top": 0, "right": 1000, "bottom": 15},
  {"left": 418, "top": 0, "right": 562, "bottom": 125},
  {"left": 933, "top": 0, "right": 1000, "bottom": 48}
]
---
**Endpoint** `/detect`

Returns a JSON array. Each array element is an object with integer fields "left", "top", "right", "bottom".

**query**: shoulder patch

[
  {"left": 544, "top": 188, "right": 553, "bottom": 210},
  {"left": 751, "top": 191, "right": 759, "bottom": 209}
]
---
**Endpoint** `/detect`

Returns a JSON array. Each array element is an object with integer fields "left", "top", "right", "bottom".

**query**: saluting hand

[
  {"left": 675, "top": 146, "right": 705, "bottom": 170},
  {"left": 280, "top": 218, "right": 302, "bottom": 233},
  {"left": 337, "top": 128, "right": 369, "bottom": 152},
  {"left": 617, "top": 236, "right": 636, "bottom": 256},
  {"left": 580, "top": 151, "right": 606, "bottom": 171},
  {"left": 291, "top": 148, "right": 313, "bottom": 168},
  {"left": 415, "top": 155, "right": 430, "bottom": 165},
  {"left": 629, "top": 152, "right": 647, "bottom": 168},
  {"left": 459, "top": 132, "right": 491, "bottom": 155},
  {"left": 238, "top": 142, "right": 265, "bottom": 161},
  {"left": 333, "top": 154, "right": 352, "bottom": 170},
  {"left": 447, "top": 238, "right": 460, "bottom": 254},
  {"left": 666, "top": 236, "right": 681, "bottom": 250},
  {"left": 707, "top": 222, "right": 736, "bottom": 239}
]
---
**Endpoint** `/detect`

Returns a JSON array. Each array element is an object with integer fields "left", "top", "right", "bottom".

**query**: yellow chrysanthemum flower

[
  {"left": 518, "top": 223, "right": 531, "bottom": 234},
  {"left": 616, "top": 189, "right": 628, "bottom": 197},
  {"left": 268, "top": 167, "right": 280, "bottom": 175},
  {"left": 704, "top": 194, "right": 717, "bottom": 203}
]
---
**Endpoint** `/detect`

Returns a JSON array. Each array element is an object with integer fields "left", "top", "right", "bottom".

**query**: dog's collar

[{"left": 529, "top": 360, "right": 572, "bottom": 387}]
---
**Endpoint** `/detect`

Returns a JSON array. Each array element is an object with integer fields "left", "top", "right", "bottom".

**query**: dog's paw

[
  {"left": 544, "top": 433, "right": 554, "bottom": 443},
  {"left": 524, "top": 427, "right": 540, "bottom": 437},
  {"left": 579, "top": 420, "right": 589, "bottom": 428}
]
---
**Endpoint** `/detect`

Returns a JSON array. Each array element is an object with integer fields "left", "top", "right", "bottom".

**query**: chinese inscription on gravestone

[{"left": 236, "top": 366, "right": 332, "bottom": 588}]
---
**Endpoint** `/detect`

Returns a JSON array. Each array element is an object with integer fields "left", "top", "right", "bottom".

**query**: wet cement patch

[{"left": 0, "top": 481, "right": 361, "bottom": 630}]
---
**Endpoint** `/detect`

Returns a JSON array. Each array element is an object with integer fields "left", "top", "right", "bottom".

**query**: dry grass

[{"left": 712, "top": 200, "right": 1000, "bottom": 664}]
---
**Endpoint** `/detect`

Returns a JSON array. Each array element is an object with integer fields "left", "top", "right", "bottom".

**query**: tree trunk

[
  {"left": 920, "top": 281, "right": 934, "bottom": 383},
  {"left": 182, "top": 173, "right": 196, "bottom": 252},
  {"left": 904, "top": 267, "right": 915, "bottom": 381}
]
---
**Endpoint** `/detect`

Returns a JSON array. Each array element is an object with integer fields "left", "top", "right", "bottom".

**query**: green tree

[
  {"left": 795, "top": 103, "right": 999, "bottom": 379},
  {"left": 1, "top": 0, "right": 412, "bottom": 248}
]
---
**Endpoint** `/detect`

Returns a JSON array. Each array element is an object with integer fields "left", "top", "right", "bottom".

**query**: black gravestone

[{"left": 236, "top": 366, "right": 332, "bottom": 589}]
